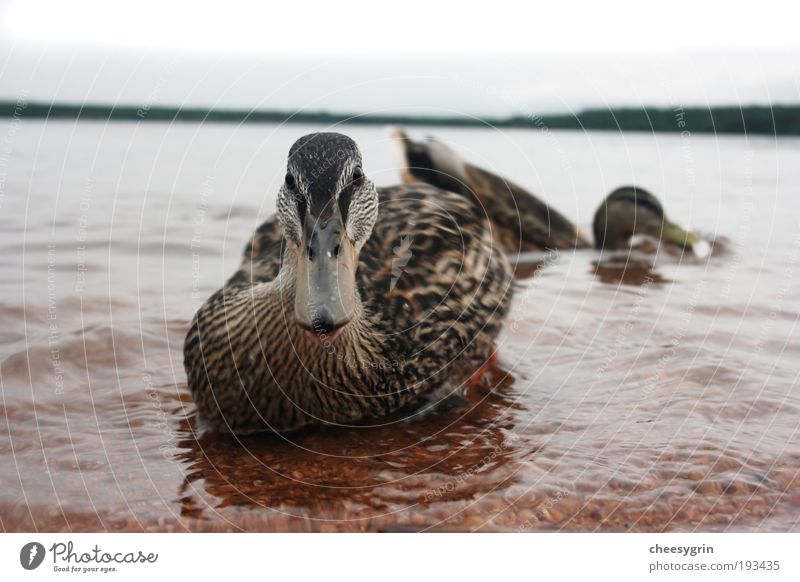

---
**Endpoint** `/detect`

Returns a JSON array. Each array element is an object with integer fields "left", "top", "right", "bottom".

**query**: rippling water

[{"left": 1, "top": 120, "right": 798, "bottom": 532}]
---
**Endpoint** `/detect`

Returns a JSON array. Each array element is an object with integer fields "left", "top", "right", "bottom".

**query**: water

[{"left": 1, "top": 120, "right": 798, "bottom": 532}]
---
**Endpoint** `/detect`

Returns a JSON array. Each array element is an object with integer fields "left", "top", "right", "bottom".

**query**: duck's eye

[
  {"left": 285, "top": 172, "right": 296, "bottom": 191},
  {"left": 352, "top": 166, "right": 364, "bottom": 185}
]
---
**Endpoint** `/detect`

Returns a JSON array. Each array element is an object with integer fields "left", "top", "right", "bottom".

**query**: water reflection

[
  {"left": 591, "top": 236, "right": 728, "bottom": 285},
  {"left": 592, "top": 253, "right": 668, "bottom": 286},
  {"left": 175, "top": 366, "right": 526, "bottom": 528}
]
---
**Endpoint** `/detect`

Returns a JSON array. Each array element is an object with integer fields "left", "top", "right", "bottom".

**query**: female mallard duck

[{"left": 184, "top": 132, "right": 514, "bottom": 433}]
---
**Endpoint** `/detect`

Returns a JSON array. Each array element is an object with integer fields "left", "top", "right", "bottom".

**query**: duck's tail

[{"left": 389, "top": 127, "right": 591, "bottom": 253}]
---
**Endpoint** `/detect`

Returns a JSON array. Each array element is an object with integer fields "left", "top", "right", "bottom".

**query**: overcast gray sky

[{"left": 1, "top": 0, "right": 798, "bottom": 117}]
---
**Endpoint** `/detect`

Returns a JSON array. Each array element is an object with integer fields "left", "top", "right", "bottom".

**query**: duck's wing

[
  {"left": 390, "top": 127, "right": 591, "bottom": 252},
  {"left": 357, "top": 184, "right": 513, "bottom": 356}
]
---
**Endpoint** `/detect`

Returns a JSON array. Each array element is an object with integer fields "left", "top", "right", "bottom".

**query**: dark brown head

[{"left": 593, "top": 186, "right": 697, "bottom": 251}]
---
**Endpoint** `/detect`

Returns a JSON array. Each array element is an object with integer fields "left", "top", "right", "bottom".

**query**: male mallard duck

[
  {"left": 592, "top": 186, "right": 700, "bottom": 252},
  {"left": 184, "top": 132, "right": 513, "bottom": 433}
]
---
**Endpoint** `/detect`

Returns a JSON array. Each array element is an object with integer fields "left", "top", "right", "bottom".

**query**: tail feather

[{"left": 390, "top": 127, "right": 591, "bottom": 252}]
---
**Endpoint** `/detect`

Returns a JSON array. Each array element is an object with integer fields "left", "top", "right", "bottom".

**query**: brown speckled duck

[
  {"left": 184, "top": 130, "right": 702, "bottom": 433},
  {"left": 184, "top": 132, "right": 521, "bottom": 433}
]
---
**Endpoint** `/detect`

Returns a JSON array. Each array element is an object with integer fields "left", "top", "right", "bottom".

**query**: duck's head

[
  {"left": 276, "top": 132, "right": 379, "bottom": 339},
  {"left": 592, "top": 186, "right": 699, "bottom": 252}
]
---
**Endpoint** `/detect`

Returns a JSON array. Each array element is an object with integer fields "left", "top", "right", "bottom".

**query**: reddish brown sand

[{"left": 1, "top": 121, "right": 799, "bottom": 532}]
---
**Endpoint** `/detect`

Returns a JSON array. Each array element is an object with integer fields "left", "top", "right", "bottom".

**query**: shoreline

[{"left": 1, "top": 101, "right": 798, "bottom": 136}]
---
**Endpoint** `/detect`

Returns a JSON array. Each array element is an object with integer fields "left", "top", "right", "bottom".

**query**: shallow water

[{"left": 1, "top": 120, "right": 799, "bottom": 532}]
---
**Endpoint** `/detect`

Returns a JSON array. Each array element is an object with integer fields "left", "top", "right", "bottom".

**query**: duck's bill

[
  {"left": 661, "top": 219, "right": 700, "bottom": 252},
  {"left": 294, "top": 217, "right": 357, "bottom": 338}
]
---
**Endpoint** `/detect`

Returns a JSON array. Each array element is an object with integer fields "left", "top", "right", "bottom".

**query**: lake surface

[{"left": 1, "top": 120, "right": 798, "bottom": 532}]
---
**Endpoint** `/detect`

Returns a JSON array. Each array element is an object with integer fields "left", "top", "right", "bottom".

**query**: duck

[
  {"left": 184, "top": 132, "right": 515, "bottom": 433},
  {"left": 393, "top": 129, "right": 701, "bottom": 254},
  {"left": 592, "top": 186, "right": 699, "bottom": 252}
]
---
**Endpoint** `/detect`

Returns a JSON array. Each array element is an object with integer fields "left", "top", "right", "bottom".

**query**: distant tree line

[
  {"left": 515, "top": 105, "right": 800, "bottom": 136},
  {"left": 1, "top": 100, "right": 797, "bottom": 135}
]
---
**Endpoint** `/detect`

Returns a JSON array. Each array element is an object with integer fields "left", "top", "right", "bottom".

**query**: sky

[{"left": 1, "top": 0, "right": 798, "bottom": 117}]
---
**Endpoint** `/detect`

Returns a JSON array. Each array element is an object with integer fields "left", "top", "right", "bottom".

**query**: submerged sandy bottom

[{"left": 1, "top": 121, "right": 799, "bottom": 532}]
